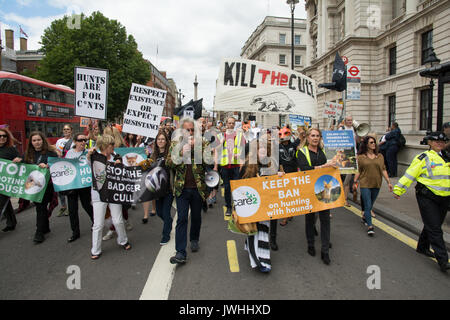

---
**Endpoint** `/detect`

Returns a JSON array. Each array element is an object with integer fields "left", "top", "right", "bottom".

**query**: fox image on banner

[{"left": 214, "top": 58, "right": 318, "bottom": 118}]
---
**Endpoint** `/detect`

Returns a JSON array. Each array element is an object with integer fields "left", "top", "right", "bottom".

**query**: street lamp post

[
  {"left": 423, "top": 47, "right": 440, "bottom": 132},
  {"left": 287, "top": 0, "right": 299, "bottom": 70}
]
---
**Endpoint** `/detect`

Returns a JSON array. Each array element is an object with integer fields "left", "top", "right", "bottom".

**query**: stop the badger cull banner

[
  {"left": 0, "top": 159, "right": 50, "bottom": 203},
  {"left": 91, "top": 152, "right": 155, "bottom": 204},
  {"left": 230, "top": 168, "right": 345, "bottom": 224},
  {"left": 215, "top": 58, "right": 318, "bottom": 119}
]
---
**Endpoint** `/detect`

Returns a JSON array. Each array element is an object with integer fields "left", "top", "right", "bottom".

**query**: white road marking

[{"left": 139, "top": 202, "right": 179, "bottom": 300}]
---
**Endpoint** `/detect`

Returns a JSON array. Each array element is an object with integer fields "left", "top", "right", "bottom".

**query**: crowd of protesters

[{"left": 0, "top": 115, "right": 448, "bottom": 273}]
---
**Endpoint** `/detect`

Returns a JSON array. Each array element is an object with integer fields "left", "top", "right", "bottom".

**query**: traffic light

[{"left": 318, "top": 52, "right": 347, "bottom": 92}]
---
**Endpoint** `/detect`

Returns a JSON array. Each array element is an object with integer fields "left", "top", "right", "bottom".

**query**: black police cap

[{"left": 424, "top": 131, "right": 449, "bottom": 142}]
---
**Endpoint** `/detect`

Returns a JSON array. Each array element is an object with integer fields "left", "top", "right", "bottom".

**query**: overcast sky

[{"left": 1, "top": 0, "right": 307, "bottom": 111}]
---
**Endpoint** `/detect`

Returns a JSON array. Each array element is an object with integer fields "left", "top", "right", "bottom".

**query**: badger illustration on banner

[{"left": 251, "top": 92, "right": 295, "bottom": 113}]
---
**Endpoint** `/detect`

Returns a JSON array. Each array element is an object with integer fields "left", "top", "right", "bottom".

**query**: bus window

[
  {"left": 22, "top": 81, "right": 43, "bottom": 99},
  {"left": 25, "top": 121, "right": 45, "bottom": 138},
  {"left": 0, "top": 78, "right": 21, "bottom": 95},
  {"left": 66, "top": 93, "right": 74, "bottom": 105},
  {"left": 42, "top": 87, "right": 58, "bottom": 102}
]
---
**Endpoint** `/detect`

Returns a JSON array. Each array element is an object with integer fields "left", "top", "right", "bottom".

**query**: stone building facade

[{"left": 303, "top": 0, "right": 450, "bottom": 172}]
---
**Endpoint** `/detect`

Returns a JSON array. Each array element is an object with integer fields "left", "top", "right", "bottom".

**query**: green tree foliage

[{"left": 36, "top": 11, "right": 151, "bottom": 120}]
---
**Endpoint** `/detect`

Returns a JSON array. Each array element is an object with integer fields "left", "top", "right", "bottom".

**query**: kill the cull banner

[{"left": 91, "top": 152, "right": 157, "bottom": 204}]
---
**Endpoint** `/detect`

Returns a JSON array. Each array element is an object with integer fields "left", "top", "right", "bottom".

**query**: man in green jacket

[{"left": 166, "top": 118, "right": 212, "bottom": 264}]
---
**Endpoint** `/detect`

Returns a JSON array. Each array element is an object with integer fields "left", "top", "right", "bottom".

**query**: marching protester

[
  {"left": 166, "top": 118, "right": 211, "bottom": 264},
  {"left": 24, "top": 131, "right": 58, "bottom": 244},
  {"left": 55, "top": 124, "right": 74, "bottom": 217},
  {"left": 219, "top": 116, "right": 245, "bottom": 217},
  {"left": 139, "top": 130, "right": 174, "bottom": 245},
  {"left": 240, "top": 134, "right": 278, "bottom": 273},
  {"left": 393, "top": 132, "right": 450, "bottom": 273},
  {"left": 0, "top": 127, "right": 22, "bottom": 233},
  {"left": 86, "top": 120, "right": 102, "bottom": 149},
  {"left": 338, "top": 115, "right": 357, "bottom": 207},
  {"left": 87, "top": 134, "right": 131, "bottom": 260},
  {"left": 384, "top": 122, "right": 402, "bottom": 177},
  {"left": 64, "top": 133, "right": 94, "bottom": 243},
  {"left": 297, "top": 128, "right": 337, "bottom": 265},
  {"left": 353, "top": 136, "right": 393, "bottom": 236},
  {"left": 278, "top": 126, "right": 301, "bottom": 229},
  {"left": 124, "top": 133, "right": 138, "bottom": 148}
]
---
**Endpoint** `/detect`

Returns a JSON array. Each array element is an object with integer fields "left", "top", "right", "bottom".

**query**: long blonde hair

[
  {"left": 103, "top": 127, "right": 126, "bottom": 148},
  {"left": 301, "top": 128, "right": 324, "bottom": 150}
]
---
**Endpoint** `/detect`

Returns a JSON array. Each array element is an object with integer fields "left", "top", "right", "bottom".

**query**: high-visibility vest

[
  {"left": 220, "top": 132, "right": 243, "bottom": 166},
  {"left": 394, "top": 150, "right": 450, "bottom": 197},
  {"left": 297, "top": 146, "right": 325, "bottom": 167}
]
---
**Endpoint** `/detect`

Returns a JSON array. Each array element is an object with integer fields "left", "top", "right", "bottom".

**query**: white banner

[
  {"left": 122, "top": 83, "right": 167, "bottom": 139},
  {"left": 214, "top": 58, "right": 318, "bottom": 119},
  {"left": 323, "top": 102, "right": 344, "bottom": 119},
  {"left": 74, "top": 67, "right": 108, "bottom": 120}
]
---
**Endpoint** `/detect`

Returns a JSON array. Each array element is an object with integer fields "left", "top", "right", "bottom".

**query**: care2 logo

[
  {"left": 50, "top": 162, "right": 77, "bottom": 186},
  {"left": 232, "top": 186, "right": 261, "bottom": 218}
]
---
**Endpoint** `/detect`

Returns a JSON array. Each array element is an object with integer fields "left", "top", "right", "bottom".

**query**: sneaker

[
  {"left": 191, "top": 240, "right": 200, "bottom": 252},
  {"left": 160, "top": 237, "right": 170, "bottom": 246},
  {"left": 225, "top": 207, "right": 232, "bottom": 216},
  {"left": 103, "top": 230, "right": 115, "bottom": 241},
  {"left": 125, "top": 221, "right": 133, "bottom": 231},
  {"left": 258, "top": 266, "right": 271, "bottom": 273},
  {"left": 57, "top": 207, "right": 67, "bottom": 217},
  {"left": 33, "top": 232, "right": 45, "bottom": 244},
  {"left": 367, "top": 226, "right": 375, "bottom": 237},
  {"left": 170, "top": 253, "right": 186, "bottom": 264}
]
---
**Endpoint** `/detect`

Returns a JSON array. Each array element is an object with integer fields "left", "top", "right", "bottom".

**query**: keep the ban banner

[
  {"left": 230, "top": 168, "right": 345, "bottom": 224},
  {"left": 215, "top": 58, "right": 318, "bottom": 119},
  {"left": 48, "top": 154, "right": 92, "bottom": 192},
  {"left": 0, "top": 159, "right": 50, "bottom": 203},
  {"left": 122, "top": 83, "right": 167, "bottom": 139},
  {"left": 75, "top": 67, "right": 109, "bottom": 120}
]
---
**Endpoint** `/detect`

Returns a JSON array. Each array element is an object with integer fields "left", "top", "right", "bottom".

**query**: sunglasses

[
  {"left": 0, "top": 135, "right": 7, "bottom": 139},
  {"left": 369, "top": 141, "right": 376, "bottom": 144},
  {"left": 76, "top": 139, "right": 87, "bottom": 142}
]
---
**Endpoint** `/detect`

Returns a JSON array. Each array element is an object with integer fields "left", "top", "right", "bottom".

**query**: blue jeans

[
  {"left": 156, "top": 193, "right": 174, "bottom": 242},
  {"left": 220, "top": 167, "right": 240, "bottom": 209},
  {"left": 360, "top": 188, "right": 380, "bottom": 227},
  {"left": 175, "top": 188, "right": 203, "bottom": 257}
]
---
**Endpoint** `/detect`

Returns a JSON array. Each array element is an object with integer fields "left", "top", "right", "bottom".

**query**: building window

[
  {"left": 279, "top": 34, "right": 286, "bottom": 45},
  {"left": 295, "top": 55, "right": 301, "bottom": 65},
  {"left": 389, "top": 46, "right": 397, "bottom": 75},
  {"left": 294, "top": 35, "right": 301, "bottom": 45},
  {"left": 279, "top": 55, "right": 286, "bottom": 65},
  {"left": 388, "top": 95, "right": 396, "bottom": 126},
  {"left": 421, "top": 30, "right": 433, "bottom": 65},
  {"left": 420, "top": 89, "right": 431, "bottom": 130}
]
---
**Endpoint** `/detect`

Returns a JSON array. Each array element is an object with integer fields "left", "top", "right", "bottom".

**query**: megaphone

[
  {"left": 352, "top": 120, "right": 370, "bottom": 137},
  {"left": 205, "top": 170, "right": 220, "bottom": 188}
]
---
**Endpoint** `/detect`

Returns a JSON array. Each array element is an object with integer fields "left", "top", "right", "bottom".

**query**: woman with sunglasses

[
  {"left": 64, "top": 133, "right": 94, "bottom": 243},
  {"left": 0, "top": 128, "right": 22, "bottom": 233},
  {"left": 87, "top": 135, "right": 131, "bottom": 260},
  {"left": 24, "top": 131, "right": 58, "bottom": 243},
  {"left": 353, "top": 136, "right": 392, "bottom": 237}
]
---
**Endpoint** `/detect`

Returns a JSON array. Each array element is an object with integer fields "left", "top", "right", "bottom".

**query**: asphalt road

[{"left": 0, "top": 192, "right": 448, "bottom": 300}]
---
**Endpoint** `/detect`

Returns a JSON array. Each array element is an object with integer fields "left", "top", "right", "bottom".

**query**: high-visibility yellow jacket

[
  {"left": 297, "top": 146, "right": 326, "bottom": 167},
  {"left": 220, "top": 131, "right": 243, "bottom": 166},
  {"left": 393, "top": 150, "right": 450, "bottom": 197}
]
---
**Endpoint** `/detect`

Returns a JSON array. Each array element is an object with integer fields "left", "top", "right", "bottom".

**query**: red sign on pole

[
  {"left": 342, "top": 56, "right": 349, "bottom": 65},
  {"left": 348, "top": 65, "right": 361, "bottom": 77}
]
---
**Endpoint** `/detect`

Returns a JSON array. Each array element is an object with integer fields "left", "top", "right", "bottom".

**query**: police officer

[{"left": 393, "top": 132, "right": 450, "bottom": 273}]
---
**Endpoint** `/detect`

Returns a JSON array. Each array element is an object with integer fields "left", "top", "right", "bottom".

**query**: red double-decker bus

[{"left": 0, "top": 71, "right": 81, "bottom": 154}]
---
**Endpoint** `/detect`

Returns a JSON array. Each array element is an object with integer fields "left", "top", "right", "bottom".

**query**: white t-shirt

[
  {"left": 56, "top": 138, "right": 74, "bottom": 154},
  {"left": 65, "top": 149, "right": 85, "bottom": 159}
]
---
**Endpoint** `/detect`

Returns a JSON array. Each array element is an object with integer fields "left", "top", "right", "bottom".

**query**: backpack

[{"left": 398, "top": 134, "right": 406, "bottom": 148}]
